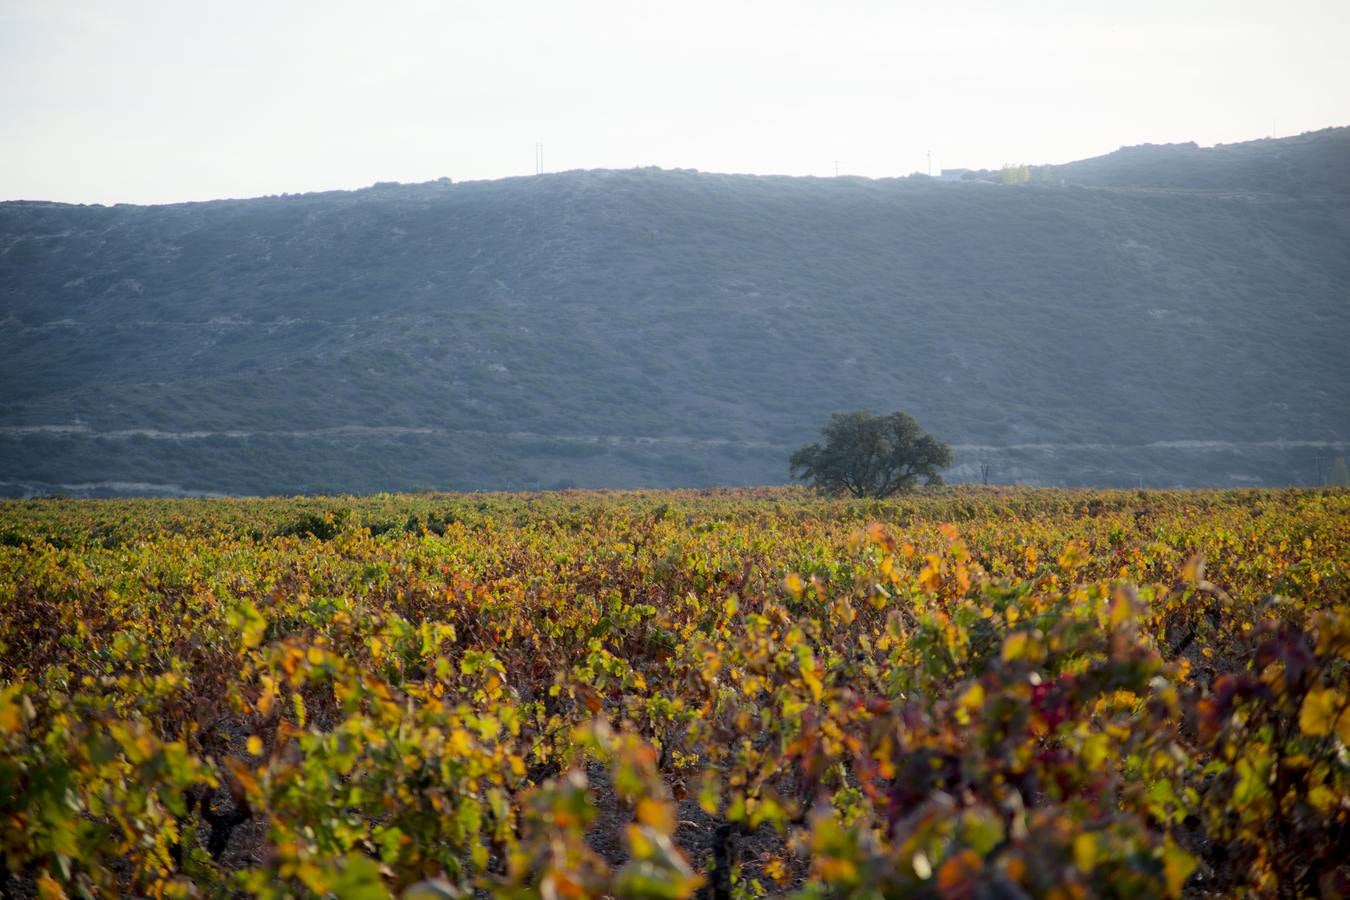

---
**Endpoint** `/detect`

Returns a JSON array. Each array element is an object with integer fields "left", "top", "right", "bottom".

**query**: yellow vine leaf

[
  {"left": 636, "top": 798, "right": 677, "bottom": 834},
  {"left": 1299, "top": 686, "right": 1350, "bottom": 742},
  {"left": 1162, "top": 841, "right": 1197, "bottom": 897},
  {"left": 1002, "top": 631, "right": 1029, "bottom": 662},
  {"left": 35, "top": 872, "right": 66, "bottom": 900},
  {"left": 955, "top": 682, "right": 985, "bottom": 725}
]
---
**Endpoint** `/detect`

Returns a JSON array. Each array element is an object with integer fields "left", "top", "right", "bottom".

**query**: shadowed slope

[{"left": 2, "top": 129, "right": 1348, "bottom": 494}]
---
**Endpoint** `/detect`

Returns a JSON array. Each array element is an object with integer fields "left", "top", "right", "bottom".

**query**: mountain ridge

[{"left": 3, "top": 128, "right": 1348, "bottom": 495}]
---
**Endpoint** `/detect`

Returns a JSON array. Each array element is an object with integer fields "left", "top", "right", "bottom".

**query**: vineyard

[{"left": 1, "top": 487, "right": 1347, "bottom": 898}]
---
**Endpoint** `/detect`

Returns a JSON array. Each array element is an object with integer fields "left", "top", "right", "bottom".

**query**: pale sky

[{"left": 2, "top": 0, "right": 1347, "bottom": 205}]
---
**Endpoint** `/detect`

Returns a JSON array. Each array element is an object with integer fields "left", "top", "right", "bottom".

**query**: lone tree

[{"left": 790, "top": 410, "right": 952, "bottom": 498}]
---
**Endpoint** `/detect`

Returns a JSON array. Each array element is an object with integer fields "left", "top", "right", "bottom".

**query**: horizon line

[{"left": 3, "top": 123, "right": 1344, "bottom": 208}]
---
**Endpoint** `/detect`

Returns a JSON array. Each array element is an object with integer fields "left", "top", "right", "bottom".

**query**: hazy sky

[{"left": 2, "top": 0, "right": 1347, "bottom": 204}]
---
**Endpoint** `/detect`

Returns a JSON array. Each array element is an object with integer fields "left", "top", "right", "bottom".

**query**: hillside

[
  {"left": 2, "top": 128, "right": 1349, "bottom": 495},
  {"left": 1033, "top": 126, "right": 1350, "bottom": 195}
]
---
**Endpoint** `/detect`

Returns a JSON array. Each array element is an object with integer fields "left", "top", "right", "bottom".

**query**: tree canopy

[{"left": 790, "top": 410, "right": 952, "bottom": 498}]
